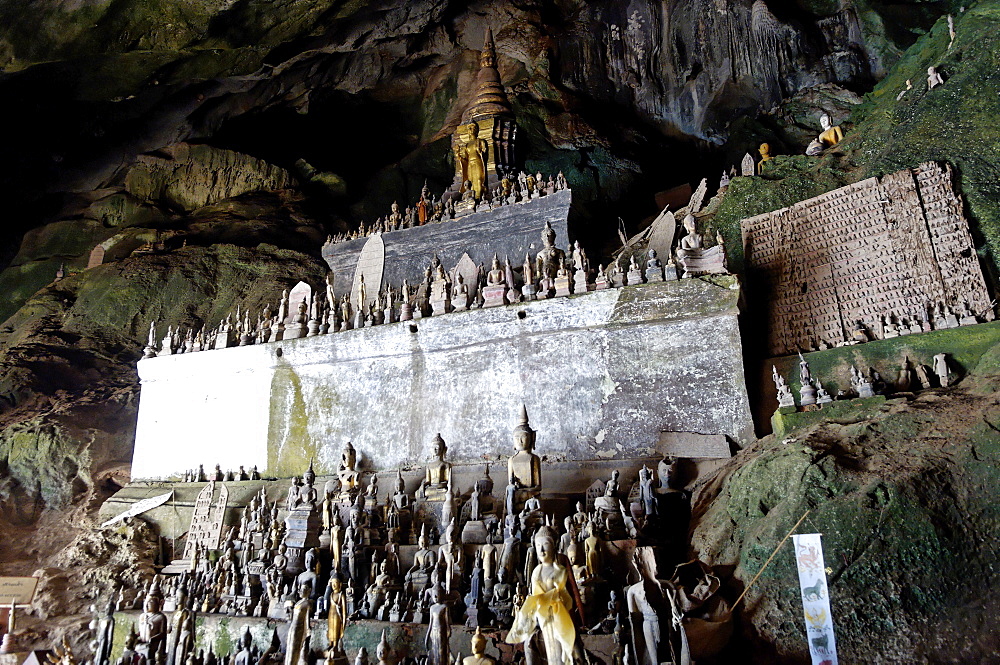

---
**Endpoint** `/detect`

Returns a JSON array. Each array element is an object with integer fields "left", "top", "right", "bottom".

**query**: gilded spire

[{"left": 462, "top": 28, "right": 513, "bottom": 123}]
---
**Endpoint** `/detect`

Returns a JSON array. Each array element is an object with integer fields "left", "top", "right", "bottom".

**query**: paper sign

[
  {"left": 0, "top": 577, "right": 39, "bottom": 604},
  {"left": 792, "top": 533, "right": 838, "bottom": 665},
  {"left": 101, "top": 491, "right": 174, "bottom": 528}
]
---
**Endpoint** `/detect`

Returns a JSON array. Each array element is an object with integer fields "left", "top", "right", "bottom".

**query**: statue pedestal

[
  {"left": 284, "top": 508, "right": 322, "bottom": 575},
  {"left": 464, "top": 603, "right": 491, "bottom": 628},
  {"left": 461, "top": 520, "right": 489, "bottom": 544},
  {"left": 573, "top": 272, "right": 589, "bottom": 294},
  {"left": 554, "top": 274, "right": 573, "bottom": 297},
  {"left": 626, "top": 268, "right": 644, "bottom": 285},
  {"left": 645, "top": 266, "right": 664, "bottom": 282},
  {"left": 430, "top": 295, "right": 450, "bottom": 316},
  {"left": 283, "top": 323, "right": 307, "bottom": 340},
  {"left": 482, "top": 284, "right": 508, "bottom": 307}
]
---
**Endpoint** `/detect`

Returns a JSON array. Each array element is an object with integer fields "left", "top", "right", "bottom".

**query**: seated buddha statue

[
  {"left": 676, "top": 213, "right": 725, "bottom": 278},
  {"left": 818, "top": 113, "right": 843, "bottom": 147},
  {"left": 420, "top": 433, "right": 452, "bottom": 498},
  {"left": 487, "top": 255, "right": 505, "bottom": 286}
]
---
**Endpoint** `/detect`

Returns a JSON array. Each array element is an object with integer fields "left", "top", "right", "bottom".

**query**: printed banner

[{"left": 792, "top": 533, "right": 838, "bottom": 665}]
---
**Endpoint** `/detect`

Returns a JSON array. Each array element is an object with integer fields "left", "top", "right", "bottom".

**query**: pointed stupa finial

[
  {"left": 462, "top": 26, "right": 512, "bottom": 123},
  {"left": 481, "top": 27, "right": 496, "bottom": 67}
]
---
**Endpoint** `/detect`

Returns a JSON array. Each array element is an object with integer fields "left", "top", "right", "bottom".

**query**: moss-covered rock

[
  {"left": 124, "top": 143, "right": 293, "bottom": 212},
  {"left": 692, "top": 357, "right": 1000, "bottom": 662},
  {"left": 708, "top": 5, "right": 1000, "bottom": 279}
]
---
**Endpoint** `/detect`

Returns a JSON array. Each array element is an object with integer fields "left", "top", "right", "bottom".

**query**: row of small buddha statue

[
  {"left": 142, "top": 206, "right": 734, "bottom": 361},
  {"left": 773, "top": 350, "right": 956, "bottom": 410},
  {"left": 322, "top": 171, "right": 569, "bottom": 249}
]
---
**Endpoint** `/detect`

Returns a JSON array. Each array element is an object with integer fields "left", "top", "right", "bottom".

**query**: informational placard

[
  {"left": 0, "top": 577, "right": 39, "bottom": 604},
  {"left": 792, "top": 534, "right": 838, "bottom": 665}
]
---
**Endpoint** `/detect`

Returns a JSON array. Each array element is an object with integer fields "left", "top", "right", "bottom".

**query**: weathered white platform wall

[{"left": 131, "top": 278, "right": 754, "bottom": 480}]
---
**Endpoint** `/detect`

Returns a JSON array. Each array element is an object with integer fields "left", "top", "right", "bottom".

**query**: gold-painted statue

[
  {"left": 505, "top": 523, "right": 577, "bottom": 665},
  {"left": 818, "top": 113, "right": 843, "bottom": 147},
  {"left": 325, "top": 577, "right": 347, "bottom": 658},
  {"left": 454, "top": 122, "right": 488, "bottom": 200},
  {"left": 757, "top": 143, "right": 773, "bottom": 174},
  {"left": 463, "top": 628, "right": 496, "bottom": 665}
]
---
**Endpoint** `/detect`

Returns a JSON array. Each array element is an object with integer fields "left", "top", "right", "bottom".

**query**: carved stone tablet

[
  {"left": 452, "top": 253, "right": 479, "bottom": 293},
  {"left": 87, "top": 244, "right": 106, "bottom": 269},
  {"left": 351, "top": 233, "right": 385, "bottom": 309},
  {"left": 285, "top": 281, "right": 312, "bottom": 325}
]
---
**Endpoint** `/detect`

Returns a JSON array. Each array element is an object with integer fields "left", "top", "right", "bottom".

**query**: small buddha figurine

[
  {"left": 405, "top": 525, "right": 436, "bottom": 596},
  {"left": 757, "top": 143, "right": 773, "bottom": 174},
  {"left": 420, "top": 434, "right": 452, "bottom": 497},
  {"left": 300, "top": 461, "right": 319, "bottom": 508},
  {"left": 486, "top": 255, "right": 505, "bottom": 286},
  {"left": 338, "top": 442, "right": 361, "bottom": 498},
  {"left": 325, "top": 577, "right": 347, "bottom": 657},
  {"left": 594, "top": 470, "right": 620, "bottom": 513},
  {"left": 583, "top": 520, "right": 605, "bottom": 581},
  {"left": 535, "top": 221, "right": 566, "bottom": 295},
  {"left": 374, "top": 630, "right": 392, "bottom": 665},
  {"left": 389, "top": 202, "right": 402, "bottom": 229},
  {"left": 507, "top": 405, "right": 541, "bottom": 490},
  {"left": 391, "top": 470, "right": 410, "bottom": 510},
  {"left": 425, "top": 586, "right": 451, "bottom": 665},
  {"left": 678, "top": 214, "right": 702, "bottom": 251},
  {"left": 638, "top": 465, "right": 656, "bottom": 517},
  {"left": 462, "top": 628, "right": 496, "bottom": 665}
]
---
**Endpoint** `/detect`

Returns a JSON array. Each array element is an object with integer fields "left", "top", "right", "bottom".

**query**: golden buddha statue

[
  {"left": 505, "top": 523, "right": 577, "bottom": 665},
  {"left": 449, "top": 28, "right": 517, "bottom": 199},
  {"left": 818, "top": 114, "right": 843, "bottom": 147},
  {"left": 325, "top": 577, "right": 347, "bottom": 657},
  {"left": 757, "top": 143, "right": 773, "bottom": 174},
  {"left": 463, "top": 628, "right": 496, "bottom": 665},
  {"left": 454, "top": 122, "right": 488, "bottom": 200}
]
